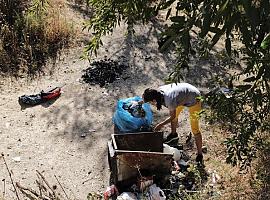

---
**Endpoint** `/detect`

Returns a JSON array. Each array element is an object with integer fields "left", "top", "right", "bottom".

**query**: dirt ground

[{"left": 0, "top": 3, "right": 244, "bottom": 200}]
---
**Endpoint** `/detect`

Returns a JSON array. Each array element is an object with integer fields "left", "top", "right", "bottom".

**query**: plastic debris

[
  {"left": 138, "top": 176, "right": 154, "bottom": 192},
  {"left": 177, "top": 159, "right": 190, "bottom": 171},
  {"left": 12, "top": 157, "right": 21, "bottom": 162},
  {"left": 163, "top": 144, "right": 181, "bottom": 161},
  {"left": 147, "top": 184, "right": 166, "bottom": 200},
  {"left": 104, "top": 185, "right": 119, "bottom": 200},
  {"left": 117, "top": 192, "right": 138, "bottom": 200}
]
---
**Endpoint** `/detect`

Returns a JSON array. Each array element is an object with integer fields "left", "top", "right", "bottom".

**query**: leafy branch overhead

[
  {"left": 83, "top": 0, "right": 158, "bottom": 57},
  {"left": 85, "top": 0, "right": 270, "bottom": 168}
]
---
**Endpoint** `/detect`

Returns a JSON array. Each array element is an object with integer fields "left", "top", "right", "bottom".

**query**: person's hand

[{"left": 154, "top": 123, "right": 163, "bottom": 132}]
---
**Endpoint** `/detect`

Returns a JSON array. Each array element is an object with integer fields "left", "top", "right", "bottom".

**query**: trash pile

[
  {"left": 81, "top": 59, "right": 129, "bottom": 87},
  {"left": 104, "top": 141, "right": 205, "bottom": 200}
]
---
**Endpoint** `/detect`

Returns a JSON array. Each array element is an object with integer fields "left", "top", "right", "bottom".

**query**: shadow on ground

[{"left": 39, "top": 21, "right": 244, "bottom": 186}]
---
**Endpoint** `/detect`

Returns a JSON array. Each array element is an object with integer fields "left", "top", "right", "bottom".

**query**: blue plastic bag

[{"left": 113, "top": 96, "right": 153, "bottom": 133}]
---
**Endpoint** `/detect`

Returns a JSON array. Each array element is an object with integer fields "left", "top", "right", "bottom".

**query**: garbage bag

[
  {"left": 113, "top": 96, "right": 153, "bottom": 133},
  {"left": 147, "top": 184, "right": 166, "bottom": 200},
  {"left": 138, "top": 184, "right": 166, "bottom": 200}
]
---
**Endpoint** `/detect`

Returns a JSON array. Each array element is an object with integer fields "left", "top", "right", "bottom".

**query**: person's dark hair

[{"left": 143, "top": 88, "right": 163, "bottom": 110}]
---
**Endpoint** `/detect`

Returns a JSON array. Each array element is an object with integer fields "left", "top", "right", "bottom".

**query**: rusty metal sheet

[
  {"left": 112, "top": 132, "right": 163, "bottom": 152},
  {"left": 115, "top": 151, "right": 173, "bottom": 181}
]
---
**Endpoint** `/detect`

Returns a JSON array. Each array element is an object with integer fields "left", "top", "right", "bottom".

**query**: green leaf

[
  {"left": 219, "top": 0, "right": 230, "bottom": 14},
  {"left": 260, "top": 33, "right": 270, "bottom": 49},
  {"left": 159, "top": 36, "right": 175, "bottom": 52}
]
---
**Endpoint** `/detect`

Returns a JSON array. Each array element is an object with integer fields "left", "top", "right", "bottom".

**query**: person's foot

[
  {"left": 164, "top": 133, "right": 179, "bottom": 144},
  {"left": 196, "top": 153, "right": 204, "bottom": 165}
]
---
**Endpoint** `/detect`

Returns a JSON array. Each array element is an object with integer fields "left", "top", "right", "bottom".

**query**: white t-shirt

[{"left": 159, "top": 83, "right": 201, "bottom": 110}]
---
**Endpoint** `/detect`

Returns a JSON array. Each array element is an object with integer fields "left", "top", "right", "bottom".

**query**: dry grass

[
  {"left": 0, "top": 0, "right": 77, "bottom": 77},
  {"left": 200, "top": 126, "right": 270, "bottom": 200}
]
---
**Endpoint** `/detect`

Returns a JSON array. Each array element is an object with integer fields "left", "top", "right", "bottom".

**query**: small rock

[
  {"left": 5, "top": 123, "right": 10, "bottom": 128},
  {"left": 145, "top": 55, "right": 151, "bottom": 61},
  {"left": 81, "top": 133, "right": 87, "bottom": 137},
  {"left": 202, "top": 146, "right": 208, "bottom": 154}
]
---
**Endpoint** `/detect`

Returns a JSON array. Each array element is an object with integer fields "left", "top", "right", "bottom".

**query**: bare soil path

[{"left": 0, "top": 3, "right": 233, "bottom": 200}]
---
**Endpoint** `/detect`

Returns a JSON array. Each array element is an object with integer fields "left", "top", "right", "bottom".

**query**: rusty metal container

[{"left": 107, "top": 132, "right": 173, "bottom": 190}]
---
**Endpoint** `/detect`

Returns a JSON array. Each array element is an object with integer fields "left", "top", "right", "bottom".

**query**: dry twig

[{"left": 1, "top": 153, "right": 20, "bottom": 200}]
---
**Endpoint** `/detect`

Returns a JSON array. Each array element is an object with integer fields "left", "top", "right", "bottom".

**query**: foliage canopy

[{"left": 85, "top": 0, "right": 270, "bottom": 168}]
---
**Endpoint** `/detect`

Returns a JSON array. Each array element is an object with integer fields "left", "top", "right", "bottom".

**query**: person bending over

[{"left": 142, "top": 82, "right": 203, "bottom": 164}]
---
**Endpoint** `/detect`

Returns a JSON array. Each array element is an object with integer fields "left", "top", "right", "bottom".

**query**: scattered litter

[
  {"left": 18, "top": 87, "right": 61, "bottom": 106},
  {"left": 177, "top": 159, "right": 190, "bottom": 171},
  {"left": 88, "top": 129, "right": 96, "bottom": 133},
  {"left": 147, "top": 184, "right": 166, "bottom": 200},
  {"left": 138, "top": 176, "right": 153, "bottom": 192},
  {"left": 173, "top": 161, "right": 180, "bottom": 171},
  {"left": 104, "top": 184, "right": 119, "bottom": 200},
  {"left": 163, "top": 144, "right": 181, "bottom": 161},
  {"left": 117, "top": 192, "right": 137, "bottom": 200},
  {"left": 12, "top": 157, "right": 21, "bottom": 162},
  {"left": 210, "top": 170, "right": 221, "bottom": 186}
]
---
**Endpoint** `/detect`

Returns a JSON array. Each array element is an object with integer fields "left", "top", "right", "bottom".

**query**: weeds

[{"left": 0, "top": 0, "right": 75, "bottom": 77}]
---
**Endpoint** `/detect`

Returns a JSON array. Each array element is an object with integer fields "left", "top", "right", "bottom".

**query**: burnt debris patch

[{"left": 82, "top": 59, "right": 129, "bottom": 87}]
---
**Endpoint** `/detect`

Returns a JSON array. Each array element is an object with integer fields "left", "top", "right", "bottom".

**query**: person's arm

[{"left": 154, "top": 109, "right": 176, "bottom": 131}]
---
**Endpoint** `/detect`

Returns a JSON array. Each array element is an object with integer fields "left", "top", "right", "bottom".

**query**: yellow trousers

[{"left": 173, "top": 101, "right": 201, "bottom": 135}]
